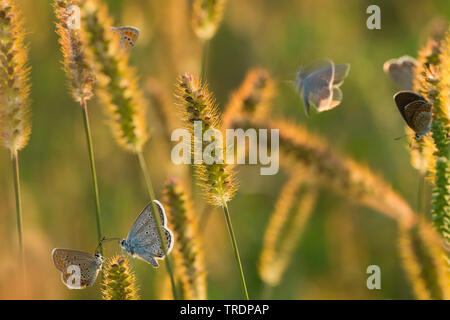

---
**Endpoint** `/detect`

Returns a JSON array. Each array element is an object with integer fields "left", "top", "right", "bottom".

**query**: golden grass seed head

[
  {"left": 259, "top": 171, "right": 317, "bottom": 286},
  {"left": 192, "top": 0, "right": 226, "bottom": 41},
  {"left": 398, "top": 219, "right": 450, "bottom": 300},
  {"left": 81, "top": 0, "right": 148, "bottom": 153},
  {"left": 102, "top": 255, "right": 139, "bottom": 300},
  {"left": 163, "top": 177, "right": 207, "bottom": 300},
  {"left": 176, "top": 73, "right": 237, "bottom": 206},
  {"left": 54, "top": 0, "right": 94, "bottom": 103},
  {"left": 223, "top": 68, "right": 275, "bottom": 129},
  {"left": 0, "top": 0, "right": 31, "bottom": 154},
  {"left": 229, "top": 115, "right": 417, "bottom": 226}
]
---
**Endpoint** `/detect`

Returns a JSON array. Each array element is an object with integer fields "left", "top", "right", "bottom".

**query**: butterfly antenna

[
  {"left": 95, "top": 237, "right": 121, "bottom": 253},
  {"left": 393, "top": 134, "right": 408, "bottom": 141}
]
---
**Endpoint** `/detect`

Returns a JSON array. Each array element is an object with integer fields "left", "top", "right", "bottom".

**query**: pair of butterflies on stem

[
  {"left": 52, "top": 200, "right": 174, "bottom": 289},
  {"left": 384, "top": 56, "right": 432, "bottom": 140}
]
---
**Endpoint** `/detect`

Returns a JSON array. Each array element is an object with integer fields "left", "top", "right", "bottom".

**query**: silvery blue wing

[
  {"left": 295, "top": 60, "right": 350, "bottom": 115},
  {"left": 120, "top": 200, "right": 174, "bottom": 268}
]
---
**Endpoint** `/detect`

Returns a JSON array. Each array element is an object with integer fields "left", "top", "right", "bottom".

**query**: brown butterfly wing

[
  {"left": 404, "top": 100, "right": 432, "bottom": 133},
  {"left": 52, "top": 248, "right": 102, "bottom": 289},
  {"left": 393, "top": 91, "right": 427, "bottom": 123}
]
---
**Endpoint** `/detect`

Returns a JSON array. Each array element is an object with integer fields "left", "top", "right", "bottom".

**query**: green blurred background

[{"left": 0, "top": 0, "right": 449, "bottom": 299}]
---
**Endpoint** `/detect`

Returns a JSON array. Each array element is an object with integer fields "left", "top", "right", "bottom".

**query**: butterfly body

[
  {"left": 295, "top": 60, "right": 350, "bottom": 115},
  {"left": 394, "top": 91, "right": 432, "bottom": 140},
  {"left": 120, "top": 200, "right": 174, "bottom": 268},
  {"left": 52, "top": 248, "right": 103, "bottom": 289},
  {"left": 111, "top": 26, "right": 139, "bottom": 50}
]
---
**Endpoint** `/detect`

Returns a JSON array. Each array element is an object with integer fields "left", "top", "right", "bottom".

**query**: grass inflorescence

[
  {"left": 414, "top": 31, "right": 450, "bottom": 242},
  {"left": 0, "top": 1, "right": 31, "bottom": 155},
  {"left": 398, "top": 219, "right": 450, "bottom": 299},
  {"left": 258, "top": 170, "right": 317, "bottom": 289},
  {"left": 81, "top": 0, "right": 148, "bottom": 153},
  {"left": 0, "top": 0, "right": 31, "bottom": 279},
  {"left": 54, "top": 0, "right": 94, "bottom": 103},
  {"left": 102, "top": 255, "right": 139, "bottom": 300},
  {"left": 176, "top": 73, "right": 237, "bottom": 207},
  {"left": 192, "top": 0, "right": 226, "bottom": 41},
  {"left": 163, "top": 178, "right": 207, "bottom": 300}
]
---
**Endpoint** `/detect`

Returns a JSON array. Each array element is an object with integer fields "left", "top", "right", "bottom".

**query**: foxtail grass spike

[
  {"left": 0, "top": 0, "right": 31, "bottom": 280},
  {"left": 176, "top": 73, "right": 248, "bottom": 299},
  {"left": 102, "top": 255, "right": 139, "bottom": 300},
  {"left": 54, "top": 0, "right": 104, "bottom": 250},
  {"left": 176, "top": 73, "right": 237, "bottom": 206},
  {"left": 229, "top": 116, "right": 417, "bottom": 226},
  {"left": 414, "top": 32, "right": 450, "bottom": 242},
  {"left": 81, "top": 0, "right": 148, "bottom": 153},
  {"left": 192, "top": 0, "right": 226, "bottom": 41},
  {"left": 54, "top": 0, "right": 94, "bottom": 103},
  {"left": 163, "top": 178, "right": 207, "bottom": 300},
  {"left": 0, "top": 1, "right": 31, "bottom": 155},
  {"left": 259, "top": 171, "right": 317, "bottom": 288},
  {"left": 223, "top": 68, "right": 275, "bottom": 129},
  {"left": 398, "top": 220, "right": 450, "bottom": 299}
]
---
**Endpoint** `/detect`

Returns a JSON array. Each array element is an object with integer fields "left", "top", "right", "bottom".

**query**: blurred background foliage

[{"left": 0, "top": 0, "right": 449, "bottom": 299}]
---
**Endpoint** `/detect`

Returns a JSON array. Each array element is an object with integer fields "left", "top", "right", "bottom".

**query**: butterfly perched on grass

[
  {"left": 119, "top": 200, "right": 174, "bottom": 268},
  {"left": 111, "top": 26, "right": 140, "bottom": 50},
  {"left": 52, "top": 248, "right": 103, "bottom": 289},
  {"left": 295, "top": 59, "right": 350, "bottom": 116},
  {"left": 394, "top": 91, "right": 432, "bottom": 140}
]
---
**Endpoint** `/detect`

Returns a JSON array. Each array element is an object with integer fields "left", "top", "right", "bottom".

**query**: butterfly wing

[
  {"left": 52, "top": 248, "right": 102, "bottom": 289},
  {"left": 304, "top": 64, "right": 334, "bottom": 114},
  {"left": 394, "top": 91, "right": 427, "bottom": 124},
  {"left": 384, "top": 56, "right": 418, "bottom": 91},
  {"left": 333, "top": 64, "right": 350, "bottom": 87},
  {"left": 111, "top": 26, "right": 139, "bottom": 49},
  {"left": 125, "top": 200, "right": 174, "bottom": 267},
  {"left": 404, "top": 100, "right": 432, "bottom": 134}
]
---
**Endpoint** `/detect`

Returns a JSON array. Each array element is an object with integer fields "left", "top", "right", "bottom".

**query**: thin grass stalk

[
  {"left": 200, "top": 40, "right": 209, "bottom": 81},
  {"left": 81, "top": 99, "right": 103, "bottom": 249},
  {"left": 11, "top": 152, "right": 24, "bottom": 269},
  {"left": 137, "top": 151, "right": 179, "bottom": 300},
  {"left": 54, "top": 0, "right": 103, "bottom": 250},
  {"left": 222, "top": 201, "right": 249, "bottom": 300}
]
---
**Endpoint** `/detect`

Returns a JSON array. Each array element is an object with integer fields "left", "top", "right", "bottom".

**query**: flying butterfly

[
  {"left": 393, "top": 91, "right": 432, "bottom": 140},
  {"left": 111, "top": 26, "right": 140, "bottom": 50},
  {"left": 383, "top": 55, "right": 418, "bottom": 91},
  {"left": 295, "top": 59, "right": 350, "bottom": 116},
  {"left": 52, "top": 248, "right": 103, "bottom": 289},
  {"left": 119, "top": 200, "right": 174, "bottom": 268}
]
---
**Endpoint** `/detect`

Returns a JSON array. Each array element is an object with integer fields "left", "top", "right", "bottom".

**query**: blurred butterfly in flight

[
  {"left": 295, "top": 59, "right": 350, "bottom": 116},
  {"left": 393, "top": 91, "right": 432, "bottom": 141},
  {"left": 111, "top": 26, "right": 140, "bottom": 50},
  {"left": 383, "top": 55, "right": 418, "bottom": 91},
  {"left": 119, "top": 200, "right": 174, "bottom": 268},
  {"left": 52, "top": 248, "right": 103, "bottom": 289}
]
